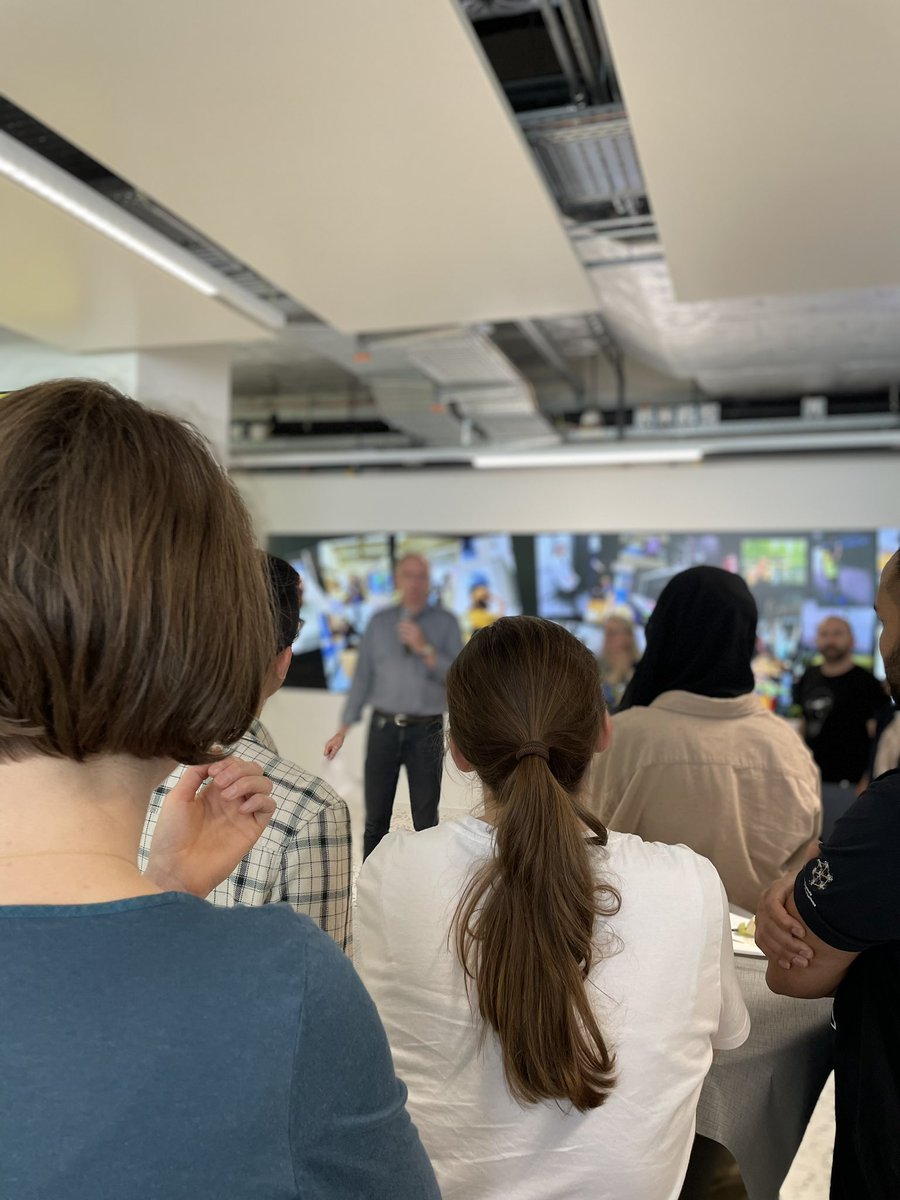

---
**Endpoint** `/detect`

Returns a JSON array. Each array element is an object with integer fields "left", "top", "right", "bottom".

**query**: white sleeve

[{"left": 712, "top": 882, "right": 751, "bottom": 1050}]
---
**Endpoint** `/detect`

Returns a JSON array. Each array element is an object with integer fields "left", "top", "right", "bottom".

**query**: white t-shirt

[{"left": 356, "top": 817, "right": 749, "bottom": 1200}]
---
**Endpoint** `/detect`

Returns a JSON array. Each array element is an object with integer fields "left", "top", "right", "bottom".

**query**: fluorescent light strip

[
  {"left": 0, "top": 129, "right": 285, "bottom": 330},
  {"left": 473, "top": 446, "right": 704, "bottom": 469}
]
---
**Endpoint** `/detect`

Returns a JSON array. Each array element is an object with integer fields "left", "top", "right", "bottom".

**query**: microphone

[{"left": 399, "top": 606, "right": 413, "bottom": 654}]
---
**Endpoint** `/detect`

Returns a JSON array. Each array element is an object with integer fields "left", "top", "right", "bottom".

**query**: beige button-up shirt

[{"left": 587, "top": 691, "right": 822, "bottom": 913}]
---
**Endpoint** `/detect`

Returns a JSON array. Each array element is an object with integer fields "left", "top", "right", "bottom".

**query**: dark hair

[
  {"left": 0, "top": 379, "right": 274, "bottom": 764},
  {"left": 447, "top": 616, "right": 620, "bottom": 1112},
  {"left": 264, "top": 554, "right": 301, "bottom": 654}
]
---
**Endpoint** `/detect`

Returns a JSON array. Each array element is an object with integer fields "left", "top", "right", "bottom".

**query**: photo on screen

[
  {"left": 809, "top": 531, "right": 876, "bottom": 606},
  {"left": 535, "top": 534, "right": 621, "bottom": 622},
  {"left": 740, "top": 537, "right": 808, "bottom": 588},
  {"left": 268, "top": 534, "right": 393, "bottom": 691}
]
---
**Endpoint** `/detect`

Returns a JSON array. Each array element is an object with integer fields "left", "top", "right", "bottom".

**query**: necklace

[{"left": 0, "top": 851, "right": 137, "bottom": 868}]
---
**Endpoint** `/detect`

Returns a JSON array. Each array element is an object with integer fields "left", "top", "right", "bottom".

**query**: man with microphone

[{"left": 324, "top": 554, "right": 463, "bottom": 858}]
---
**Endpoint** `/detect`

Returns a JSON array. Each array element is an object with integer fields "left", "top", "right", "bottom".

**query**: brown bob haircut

[{"left": 0, "top": 379, "right": 274, "bottom": 764}]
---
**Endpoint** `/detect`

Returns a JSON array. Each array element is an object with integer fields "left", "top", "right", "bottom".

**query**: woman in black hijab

[
  {"left": 591, "top": 563, "right": 820, "bottom": 1200},
  {"left": 618, "top": 566, "right": 756, "bottom": 711},
  {"left": 587, "top": 563, "right": 820, "bottom": 914}
]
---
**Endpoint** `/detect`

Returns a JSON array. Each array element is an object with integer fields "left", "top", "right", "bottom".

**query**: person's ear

[
  {"left": 274, "top": 646, "right": 292, "bottom": 686},
  {"left": 595, "top": 709, "right": 613, "bottom": 754},
  {"left": 449, "top": 736, "right": 473, "bottom": 773}
]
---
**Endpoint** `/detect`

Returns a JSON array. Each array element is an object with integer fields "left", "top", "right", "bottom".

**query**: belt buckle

[{"left": 394, "top": 714, "right": 409, "bottom": 727}]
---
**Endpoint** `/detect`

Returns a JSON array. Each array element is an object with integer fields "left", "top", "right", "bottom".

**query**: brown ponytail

[{"left": 448, "top": 616, "right": 621, "bottom": 1112}]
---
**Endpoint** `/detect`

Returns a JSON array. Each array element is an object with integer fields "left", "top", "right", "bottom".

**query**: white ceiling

[
  {"left": 0, "top": 176, "right": 266, "bottom": 352},
  {"left": 600, "top": 0, "right": 900, "bottom": 303},
  {"left": 0, "top": 0, "right": 596, "bottom": 334}
]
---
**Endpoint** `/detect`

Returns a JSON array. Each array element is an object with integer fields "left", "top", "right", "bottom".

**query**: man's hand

[
  {"left": 324, "top": 729, "right": 347, "bottom": 760},
  {"left": 145, "top": 757, "right": 275, "bottom": 898},
  {"left": 397, "top": 619, "right": 428, "bottom": 655},
  {"left": 755, "top": 874, "right": 814, "bottom": 969}
]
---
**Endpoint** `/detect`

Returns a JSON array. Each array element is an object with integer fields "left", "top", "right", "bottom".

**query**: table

[{"left": 696, "top": 954, "right": 834, "bottom": 1200}]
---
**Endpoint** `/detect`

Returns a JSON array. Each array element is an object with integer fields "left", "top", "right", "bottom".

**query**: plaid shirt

[{"left": 139, "top": 719, "right": 352, "bottom": 952}]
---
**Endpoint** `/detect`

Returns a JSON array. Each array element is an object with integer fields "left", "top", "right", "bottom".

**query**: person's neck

[
  {"left": 603, "top": 653, "right": 633, "bottom": 681},
  {"left": 0, "top": 754, "right": 170, "bottom": 905},
  {"left": 820, "top": 656, "right": 855, "bottom": 678},
  {"left": 401, "top": 600, "right": 427, "bottom": 616}
]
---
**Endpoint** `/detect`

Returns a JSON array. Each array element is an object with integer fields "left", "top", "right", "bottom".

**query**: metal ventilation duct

[
  {"left": 282, "top": 324, "right": 557, "bottom": 448},
  {"left": 404, "top": 330, "right": 556, "bottom": 444},
  {"left": 558, "top": 233, "right": 900, "bottom": 397},
  {"left": 520, "top": 106, "right": 647, "bottom": 217},
  {"left": 367, "top": 376, "right": 467, "bottom": 447}
]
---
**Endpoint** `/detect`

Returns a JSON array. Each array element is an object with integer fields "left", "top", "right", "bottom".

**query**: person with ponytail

[{"left": 356, "top": 615, "right": 748, "bottom": 1200}]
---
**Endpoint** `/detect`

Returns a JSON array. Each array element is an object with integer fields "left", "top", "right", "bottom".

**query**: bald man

[
  {"left": 794, "top": 615, "right": 889, "bottom": 794},
  {"left": 324, "top": 555, "right": 462, "bottom": 858}
]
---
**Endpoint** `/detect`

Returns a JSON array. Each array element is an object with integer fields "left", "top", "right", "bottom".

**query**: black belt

[{"left": 374, "top": 710, "right": 443, "bottom": 728}]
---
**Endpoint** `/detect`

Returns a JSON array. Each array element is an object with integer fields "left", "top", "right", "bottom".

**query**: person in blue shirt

[{"left": 0, "top": 379, "right": 438, "bottom": 1200}]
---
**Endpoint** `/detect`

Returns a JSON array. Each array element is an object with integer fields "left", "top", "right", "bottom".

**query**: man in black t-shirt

[
  {"left": 794, "top": 615, "right": 888, "bottom": 784},
  {"left": 757, "top": 550, "right": 900, "bottom": 1198}
]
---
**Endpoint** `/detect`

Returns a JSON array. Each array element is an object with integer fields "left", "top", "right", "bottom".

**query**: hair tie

[{"left": 516, "top": 741, "right": 550, "bottom": 762}]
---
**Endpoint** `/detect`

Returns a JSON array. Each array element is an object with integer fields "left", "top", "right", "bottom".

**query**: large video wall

[{"left": 269, "top": 528, "right": 898, "bottom": 713}]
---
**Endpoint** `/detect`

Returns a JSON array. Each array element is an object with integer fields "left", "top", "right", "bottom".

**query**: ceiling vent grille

[{"left": 520, "top": 107, "right": 647, "bottom": 216}]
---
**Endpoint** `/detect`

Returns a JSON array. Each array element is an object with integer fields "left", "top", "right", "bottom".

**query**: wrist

[
  {"left": 418, "top": 643, "right": 435, "bottom": 660},
  {"left": 143, "top": 860, "right": 194, "bottom": 896}
]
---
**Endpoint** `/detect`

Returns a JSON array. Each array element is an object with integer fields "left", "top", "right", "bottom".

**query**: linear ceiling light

[
  {"left": 473, "top": 446, "right": 704, "bottom": 468},
  {"left": 0, "top": 129, "right": 285, "bottom": 331}
]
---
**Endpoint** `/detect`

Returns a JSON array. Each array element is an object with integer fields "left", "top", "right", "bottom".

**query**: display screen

[{"left": 269, "top": 528, "right": 896, "bottom": 710}]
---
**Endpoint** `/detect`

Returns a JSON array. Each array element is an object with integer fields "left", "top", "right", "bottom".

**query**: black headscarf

[{"left": 617, "top": 565, "right": 757, "bottom": 711}]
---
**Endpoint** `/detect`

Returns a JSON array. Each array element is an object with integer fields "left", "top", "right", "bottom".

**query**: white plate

[{"left": 730, "top": 912, "right": 765, "bottom": 958}]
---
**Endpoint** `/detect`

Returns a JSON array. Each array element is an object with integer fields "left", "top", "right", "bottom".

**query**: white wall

[{"left": 234, "top": 452, "right": 899, "bottom": 824}]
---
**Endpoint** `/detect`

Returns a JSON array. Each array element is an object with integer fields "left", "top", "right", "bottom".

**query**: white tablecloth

[{"left": 696, "top": 955, "right": 834, "bottom": 1200}]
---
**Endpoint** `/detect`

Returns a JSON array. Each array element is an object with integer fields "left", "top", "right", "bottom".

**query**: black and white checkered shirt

[{"left": 140, "top": 719, "right": 352, "bottom": 952}]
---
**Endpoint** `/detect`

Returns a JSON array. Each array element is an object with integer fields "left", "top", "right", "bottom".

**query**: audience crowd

[{"left": 0, "top": 377, "right": 896, "bottom": 1198}]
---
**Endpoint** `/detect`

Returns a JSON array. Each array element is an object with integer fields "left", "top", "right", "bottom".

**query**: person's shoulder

[
  {"left": 430, "top": 604, "right": 461, "bottom": 628},
  {"left": 365, "top": 821, "right": 468, "bottom": 867},
  {"left": 354, "top": 606, "right": 396, "bottom": 642},
  {"left": 367, "top": 605, "right": 398, "bottom": 625},
  {"left": 603, "top": 833, "right": 725, "bottom": 921},
  {"left": 847, "top": 664, "right": 879, "bottom": 688},
  {"left": 749, "top": 707, "right": 817, "bottom": 760},
  {"left": 235, "top": 743, "right": 349, "bottom": 839},
  {"left": 608, "top": 706, "right": 654, "bottom": 738},
  {"left": 606, "top": 829, "right": 719, "bottom": 886},
  {"left": 824, "top": 771, "right": 900, "bottom": 851},
  {"left": 862, "top": 767, "right": 900, "bottom": 804},
  {"left": 360, "top": 820, "right": 482, "bottom": 893},
  {"left": 181, "top": 898, "right": 322, "bottom": 967},
  {"left": 267, "top": 753, "right": 348, "bottom": 814}
]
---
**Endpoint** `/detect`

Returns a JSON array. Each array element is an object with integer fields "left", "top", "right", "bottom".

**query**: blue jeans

[{"left": 363, "top": 714, "right": 444, "bottom": 859}]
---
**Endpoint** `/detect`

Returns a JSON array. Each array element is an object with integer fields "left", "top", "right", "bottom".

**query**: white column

[
  {"left": 0, "top": 338, "right": 233, "bottom": 463},
  {"left": 132, "top": 345, "right": 232, "bottom": 464},
  {"left": 0, "top": 337, "right": 140, "bottom": 396}
]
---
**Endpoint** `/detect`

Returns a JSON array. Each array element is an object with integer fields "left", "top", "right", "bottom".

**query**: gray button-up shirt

[{"left": 341, "top": 605, "right": 463, "bottom": 725}]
